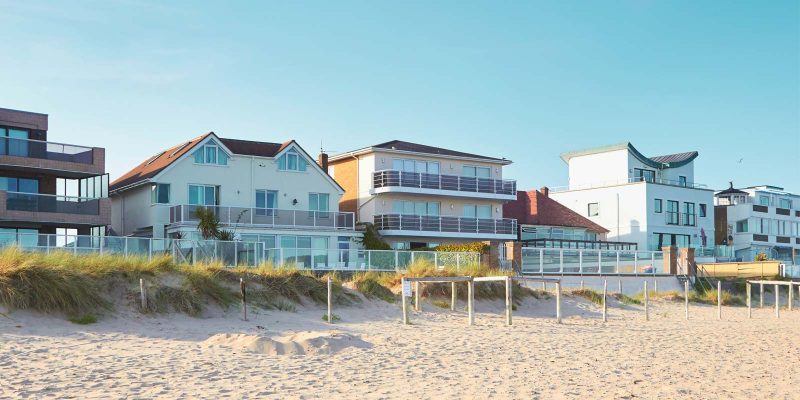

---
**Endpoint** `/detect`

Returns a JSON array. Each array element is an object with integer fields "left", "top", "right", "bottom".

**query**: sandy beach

[{"left": 1, "top": 294, "right": 798, "bottom": 399}]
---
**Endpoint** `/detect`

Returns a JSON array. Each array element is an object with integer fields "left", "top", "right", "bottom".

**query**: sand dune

[{"left": 1, "top": 294, "right": 798, "bottom": 399}]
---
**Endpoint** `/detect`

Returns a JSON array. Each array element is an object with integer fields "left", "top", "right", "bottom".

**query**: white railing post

[
  {"left": 99, "top": 236, "right": 104, "bottom": 255},
  {"left": 579, "top": 250, "right": 583, "bottom": 275},
  {"left": 559, "top": 249, "right": 564, "bottom": 275},
  {"left": 124, "top": 237, "right": 129, "bottom": 257},
  {"left": 651, "top": 253, "right": 655, "bottom": 274},
  {"left": 148, "top": 239, "right": 153, "bottom": 261},
  {"left": 234, "top": 242, "right": 238, "bottom": 267},
  {"left": 539, "top": 249, "right": 544, "bottom": 274},
  {"left": 411, "top": 251, "right": 415, "bottom": 264},
  {"left": 597, "top": 251, "right": 601, "bottom": 275}
]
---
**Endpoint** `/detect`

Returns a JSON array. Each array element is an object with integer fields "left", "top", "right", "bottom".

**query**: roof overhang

[{"left": 330, "top": 146, "right": 512, "bottom": 165}]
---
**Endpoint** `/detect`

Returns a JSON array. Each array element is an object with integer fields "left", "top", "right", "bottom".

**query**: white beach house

[
  {"left": 715, "top": 184, "right": 799, "bottom": 263},
  {"left": 550, "top": 142, "right": 715, "bottom": 251},
  {"left": 109, "top": 132, "right": 358, "bottom": 265}
]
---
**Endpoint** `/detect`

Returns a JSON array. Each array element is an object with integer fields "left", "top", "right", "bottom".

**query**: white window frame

[
  {"left": 188, "top": 184, "right": 219, "bottom": 206},
  {"left": 588, "top": 203, "right": 599, "bottom": 217}
]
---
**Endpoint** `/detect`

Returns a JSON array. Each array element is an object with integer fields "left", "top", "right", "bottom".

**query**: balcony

[
  {"left": 551, "top": 177, "right": 710, "bottom": 193},
  {"left": 374, "top": 214, "right": 517, "bottom": 240},
  {"left": 372, "top": 170, "right": 517, "bottom": 200},
  {"left": 169, "top": 205, "right": 356, "bottom": 231},
  {"left": 0, "top": 137, "right": 105, "bottom": 177},
  {"left": 0, "top": 191, "right": 110, "bottom": 226}
]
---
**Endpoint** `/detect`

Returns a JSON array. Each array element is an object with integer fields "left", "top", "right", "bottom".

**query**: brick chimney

[
  {"left": 317, "top": 152, "right": 329, "bottom": 172},
  {"left": 540, "top": 186, "right": 550, "bottom": 197}
]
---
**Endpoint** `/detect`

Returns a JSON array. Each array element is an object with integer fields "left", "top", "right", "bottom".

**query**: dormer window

[
  {"left": 277, "top": 148, "right": 308, "bottom": 171},
  {"left": 193, "top": 141, "right": 229, "bottom": 165}
]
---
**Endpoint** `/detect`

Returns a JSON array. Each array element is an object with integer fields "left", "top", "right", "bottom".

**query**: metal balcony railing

[
  {"left": 169, "top": 205, "right": 356, "bottom": 230},
  {"left": 0, "top": 137, "right": 95, "bottom": 164},
  {"left": 374, "top": 214, "right": 517, "bottom": 236},
  {"left": 5, "top": 191, "right": 100, "bottom": 215},
  {"left": 372, "top": 170, "right": 517, "bottom": 196},
  {"left": 550, "top": 177, "right": 708, "bottom": 193}
]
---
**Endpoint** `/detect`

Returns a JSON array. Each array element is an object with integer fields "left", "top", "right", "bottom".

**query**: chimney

[
  {"left": 540, "top": 186, "right": 550, "bottom": 197},
  {"left": 317, "top": 152, "right": 329, "bottom": 172}
]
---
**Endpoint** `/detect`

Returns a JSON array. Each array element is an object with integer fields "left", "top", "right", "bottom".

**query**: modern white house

[
  {"left": 550, "top": 142, "right": 715, "bottom": 251},
  {"left": 715, "top": 184, "right": 799, "bottom": 263},
  {"left": 109, "top": 132, "right": 358, "bottom": 266},
  {"left": 328, "top": 140, "right": 517, "bottom": 250}
]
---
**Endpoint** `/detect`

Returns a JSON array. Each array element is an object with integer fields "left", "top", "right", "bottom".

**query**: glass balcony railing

[
  {"left": 0, "top": 137, "right": 95, "bottom": 164},
  {"left": 5, "top": 191, "right": 101, "bottom": 215},
  {"left": 169, "top": 205, "right": 356, "bottom": 230},
  {"left": 373, "top": 170, "right": 517, "bottom": 196},
  {"left": 374, "top": 214, "right": 517, "bottom": 236}
]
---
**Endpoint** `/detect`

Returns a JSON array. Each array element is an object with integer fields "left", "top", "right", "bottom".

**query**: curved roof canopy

[{"left": 560, "top": 142, "right": 698, "bottom": 169}]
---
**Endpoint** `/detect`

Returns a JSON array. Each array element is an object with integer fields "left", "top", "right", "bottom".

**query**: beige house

[{"left": 328, "top": 140, "right": 517, "bottom": 249}]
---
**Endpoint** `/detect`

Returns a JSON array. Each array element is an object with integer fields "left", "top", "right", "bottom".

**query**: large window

[
  {"left": 462, "top": 166, "right": 491, "bottom": 178},
  {"left": 654, "top": 199, "right": 662, "bottom": 213},
  {"left": 255, "top": 190, "right": 278, "bottom": 215},
  {"left": 240, "top": 234, "right": 277, "bottom": 248},
  {"left": 0, "top": 126, "right": 30, "bottom": 157},
  {"left": 308, "top": 193, "right": 330, "bottom": 212},
  {"left": 779, "top": 198, "right": 792, "bottom": 209},
  {"left": 758, "top": 195, "right": 770, "bottom": 206},
  {"left": 150, "top": 183, "right": 170, "bottom": 204},
  {"left": 193, "top": 141, "right": 229, "bottom": 165},
  {"left": 0, "top": 176, "right": 38, "bottom": 193},
  {"left": 393, "top": 201, "right": 440, "bottom": 216},
  {"left": 651, "top": 232, "right": 691, "bottom": 250},
  {"left": 463, "top": 204, "right": 492, "bottom": 218},
  {"left": 277, "top": 148, "right": 308, "bottom": 172},
  {"left": 736, "top": 219, "right": 748, "bottom": 233},
  {"left": 634, "top": 168, "right": 655, "bottom": 183},
  {"left": 587, "top": 203, "right": 599, "bottom": 217},
  {"left": 666, "top": 200, "right": 679, "bottom": 225},
  {"left": 683, "top": 202, "right": 696, "bottom": 226},
  {"left": 392, "top": 159, "right": 439, "bottom": 174},
  {"left": 188, "top": 184, "right": 218, "bottom": 206}
]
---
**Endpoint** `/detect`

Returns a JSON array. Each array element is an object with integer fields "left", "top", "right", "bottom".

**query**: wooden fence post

[
  {"left": 401, "top": 278, "right": 409, "bottom": 325},
  {"left": 467, "top": 280, "right": 474, "bottom": 326},
  {"left": 717, "top": 280, "right": 722, "bottom": 320},
  {"left": 775, "top": 284, "right": 780, "bottom": 319},
  {"left": 654, "top": 279, "right": 658, "bottom": 293},
  {"left": 327, "top": 276, "right": 333, "bottom": 324},
  {"left": 556, "top": 282, "right": 562, "bottom": 324},
  {"left": 684, "top": 280, "right": 689, "bottom": 320},
  {"left": 602, "top": 280, "right": 607, "bottom": 323},
  {"left": 451, "top": 282, "right": 457, "bottom": 311},
  {"left": 414, "top": 281, "right": 421, "bottom": 312},
  {"left": 746, "top": 282, "right": 751, "bottom": 319},
  {"left": 789, "top": 282, "right": 793, "bottom": 311},
  {"left": 760, "top": 283, "right": 764, "bottom": 308},
  {"left": 505, "top": 276, "right": 512, "bottom": 326},
  {"left": 240, "top": 278, "right": 247, "bottom": 321},
  {"left": 139, "top": 278, "right": 147, "bottom": 311},
  {"left": 644, "top": 281, "right": 649, "bottom": 321}
]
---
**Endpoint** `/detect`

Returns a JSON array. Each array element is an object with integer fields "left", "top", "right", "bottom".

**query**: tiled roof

[
  {"left": 503, "top": 189, "right": 609, "bottom": 233},
  {"left": 649, "top": 151, "right": 698, "bottom": 165},
  {"left": 110, "top": 133, "right": 295, "bottom": 192},
  {"left": 331, "top": 140, "right": 510, "bottom": 163}
]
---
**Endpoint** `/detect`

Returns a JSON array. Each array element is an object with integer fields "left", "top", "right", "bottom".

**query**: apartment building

[
  {"left": 328, "top": 140, "right": 517, "bottom": 249},
  {"left": 109, "top": 133, "right": 357, "bottom": 266},
  {"left": 0, "top": 107, "right": 110, "bottom": 245},
  {"left": 550, "top": 142, "right": 715, "bottom": 251},
  {"left": 715, "top": 184, "right": 799, "bottom": 263}
]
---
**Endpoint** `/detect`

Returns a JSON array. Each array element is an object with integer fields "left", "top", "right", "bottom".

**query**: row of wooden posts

[{"left": 136, "top": 276, "right": 798, "bottom": 324}]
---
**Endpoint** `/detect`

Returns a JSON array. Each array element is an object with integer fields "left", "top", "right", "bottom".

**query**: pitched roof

[
  {"left": 109, "top": 133, "right": 296, "bottom": 192},
  {"left": 560, "top": 142, "right": 698, "bottom": 169},
  {"left": 715, "top": 182, "right": 748, "bottom": 197},
  {"left": 330, "top": 140, "right": 511, "bottom": 164},
  {"left": 503, "top": 189, "right": 609, "bottom": 233}
]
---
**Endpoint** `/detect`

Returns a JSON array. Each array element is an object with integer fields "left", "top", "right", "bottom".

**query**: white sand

[{"left": 1, "top": 295, "right": 798, "bottom": 399}]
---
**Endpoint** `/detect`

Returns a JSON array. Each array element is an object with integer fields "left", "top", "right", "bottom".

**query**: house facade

[
  {"left": 109, "top": 133, "right": 357, "bottom": 266},
  {"left": 328, "top": 140, "right": 517, "bottom": 249},
  {"left": 715, "top": 184, "right": 799, "bottom": 263},
  {"left": 550, "top": 142, "right": 715, "bottom": 251},
  {"left": 0, "top": 107, "right": 110, "bottom": 245}
]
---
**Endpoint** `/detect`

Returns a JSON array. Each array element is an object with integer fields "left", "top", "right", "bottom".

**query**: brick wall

[{"left": 330, "top": 158, "right": 360, "bottom": 214}]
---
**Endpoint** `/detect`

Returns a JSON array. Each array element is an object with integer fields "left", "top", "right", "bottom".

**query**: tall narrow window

[
  {"left": 150, "top": 183, "right": 170, "bottom": 204},
  {"left": 699, "top": 203, "right": 707, "bottom": 218},
  {"left": 666, "top": 201, "right": 679, "bottom": 225},
  {"left": 679, "top": 176, "right": 687, "bottom": 187},
  {"left": 654, "top": 199, "right": 663, "bottom": 213},
  {"left": 683, "top": 202, "right": 696, "bottom": 226}
]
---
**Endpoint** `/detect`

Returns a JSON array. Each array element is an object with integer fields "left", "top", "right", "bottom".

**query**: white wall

[
  {"left": 645, "top": 184, "right": 715, "bottom": 248},
  {"left": 567, "top": 148, "right": 629, "bottom": 188}
]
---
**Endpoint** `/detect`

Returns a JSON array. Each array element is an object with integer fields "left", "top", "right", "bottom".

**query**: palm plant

[{"left": 194, "top": 208, "right": 220, "bottom": 240}]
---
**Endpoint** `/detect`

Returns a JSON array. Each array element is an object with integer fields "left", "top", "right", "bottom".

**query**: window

[
  {"left": 277, "top": 148, "right": 308, "bottom": 172},
  {"left": 392, "top": 159, "right": 440, "bottom": 174},
  {"left": 150, "top": 183, "right": 170, "bottom": 204},
  {"left": 678, "top": 176, "right": 687, "bottom": 187},
  {"left": 666, "top": 200, "right": 679, "bottom": 225},
  {"left": 683, "top": 202, "right": 696, "bottom": 226},
  {"left": 0, "top": 127, "right": 30, "bottom": 157},
  {"left": 188, "top": 184, "right": 218, "bottom": 206},
  {"left": 758, "top": 195, "right": 770, "bottom": 206},
  {"left": 0, "top": 176, "right": 39, "bottom": 193},
  {"left": 634, "top": 168, "right": 655, "bottom": 183},
  {"left": 779, "top": 198, "right": 792, "bottom": 209},
  {"left": 255, "top": 190, "right": 278, "bottom": 215},
  {"left": 192, "top": 141, "right": 228, "bottom": 165},
  {"left": 309, "top": 193, "right": 330, "bottom": 212},
  {"left": 462, "top": 166, "right": 491, "bottom": 178},
  {"left": 736, "top": 219, "right": 748, "bottom": 233},
  {"left": 393, "top": 201, "right": 440, "bottom": 216},
  {"left": 463, "top": 204, "right": 492, "bottom": 218},
  {"left": 777, "top": 220, "right": 787, "bottom": 236},
  {"left": 699, "top": 203, "right": 707, "bottom": 218},
  {"left": 240, "top": 234, "right": 277, "bottom": 248},
  {"left": 654, "top": 199, "right": 663, "bottom": 213},
  {"left": 587, "top": 203, "right": 599, "bottom": 217}
]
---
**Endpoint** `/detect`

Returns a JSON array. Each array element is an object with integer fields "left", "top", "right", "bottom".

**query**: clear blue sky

[{"left": 1, "top": 1, "right": 798, "bottom": 192}]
